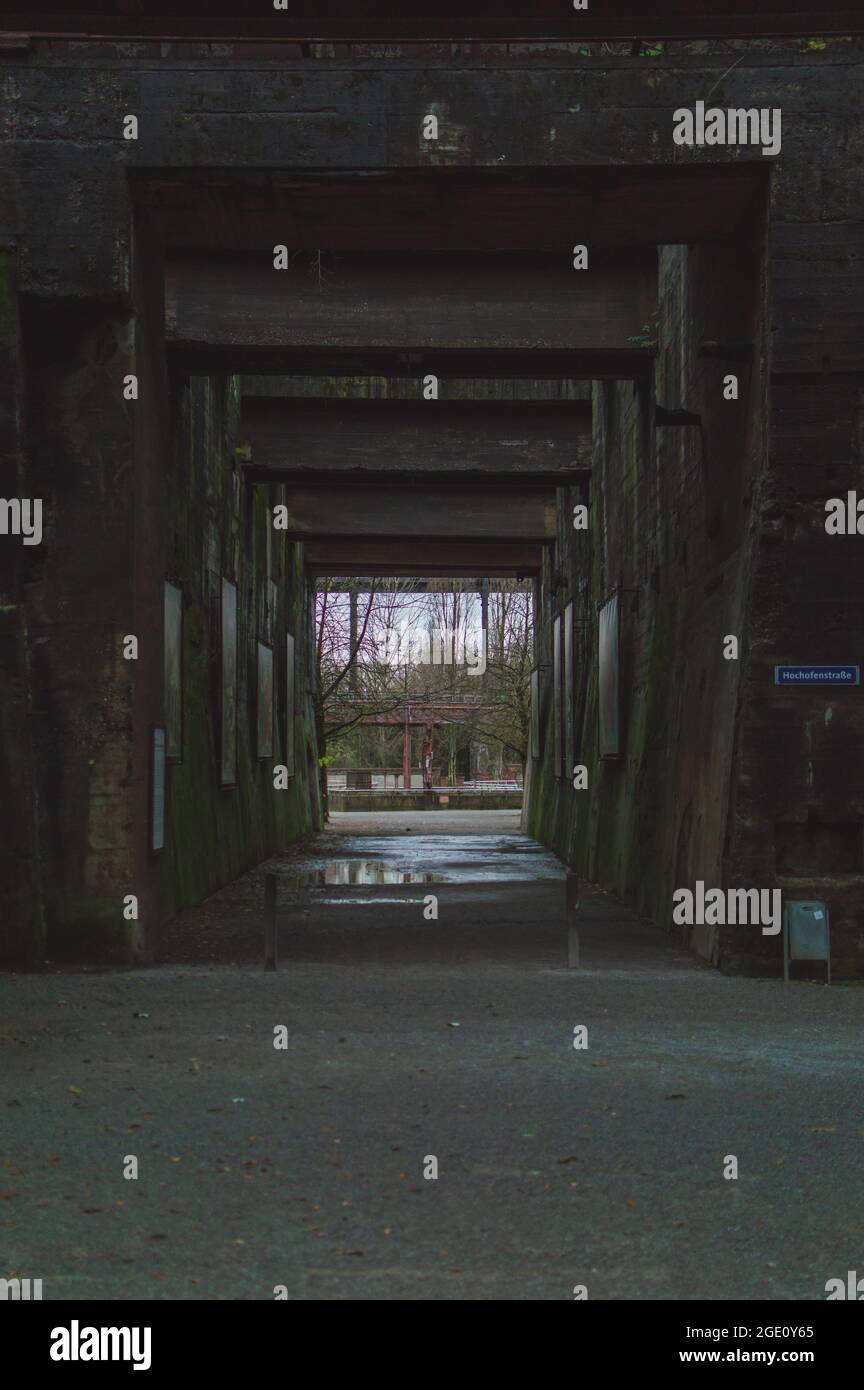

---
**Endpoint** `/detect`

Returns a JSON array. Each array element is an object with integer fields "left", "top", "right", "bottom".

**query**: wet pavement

[
  {"left": 283, "top": 833, "right": 566, "bottom": 891},
  {"left": 294, "top": 861, "right": 449, "bottom": 887},
  {"left": 6, "top": 811, "right": 863, "bottom": 1301},
  {"left": 274, "top": 817, "right": 565, "bottom": 939}
]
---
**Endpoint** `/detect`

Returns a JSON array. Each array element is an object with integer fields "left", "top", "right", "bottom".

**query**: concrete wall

[
  {"left": 3, "top": 41, "right": 861, "bottom": 968},
  {"left": 526, "top": 232, "right": 767, "bottom": 970},
  {"left": 10, "top": 297, "right": 319, "bottom": 961},
  {"left": 16, "top": 293, "right": 141, "bottom": 962},
  {"left": 0, "top": 248, "right": 45, "bottom": 966},
  {"left": 527, "top": 134, "right": 864, "bottom": 978},
  {"left": 162, "top": 376, "right": 321, "bottom": 927}
]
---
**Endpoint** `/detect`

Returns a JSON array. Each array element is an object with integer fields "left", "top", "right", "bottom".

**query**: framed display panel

[
  {"left": 220, "top": 578, "right": 238, "bottom": 787},
  {"left": 266, "top": 578, "right": 278, "bottom": 644},
  {"left": 257, "top": 642, "right": 274, "bottom": 760},
  {"left": 150, "top": 726, "right": 166, "bottom": 855},
  {"left": 563, "top": 600, "right": 575, "bottom": 781},
  {"left": 285, "top": 631, "right": 296, "bottom": 777},
  {"left": 530, "top": 667, "right": 541, "bottom": 761},
  {"left": 164, "top": 581, "right": 183, "bottom": 762},
  {"left": 598, "top": 592, "right": 621, "bottom": 759},
  {"left": 552, "top": 614, "right": 562, "bottom": 780}
]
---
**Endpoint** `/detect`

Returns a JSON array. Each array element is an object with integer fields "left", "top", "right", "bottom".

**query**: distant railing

[
  {"left": 327, "top": 768, "right": 523, "bottom": 793},
  {"left": 460, "top": 779, "right": 523, "bottom": 791}
]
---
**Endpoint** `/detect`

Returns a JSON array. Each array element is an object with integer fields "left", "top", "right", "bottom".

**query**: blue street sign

[{"left": 774, "top": 665, "right": 860, "bottom": 686}]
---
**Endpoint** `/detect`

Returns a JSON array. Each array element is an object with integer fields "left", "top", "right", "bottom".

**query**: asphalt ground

[{"left": 3, "top": 812, "right": 862, "bottom": 1300}]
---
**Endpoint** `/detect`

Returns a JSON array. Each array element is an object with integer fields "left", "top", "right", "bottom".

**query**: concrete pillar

[
  {"left": 0, "top": 247, "right": 45, "bottom": 965},
  {"left": 22, "top": 293, "right": 141, "bottom": 960}
]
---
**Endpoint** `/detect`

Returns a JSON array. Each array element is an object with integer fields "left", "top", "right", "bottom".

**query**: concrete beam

[
  {"left": 11, "top": 53, "right": 811, "bottom": 296},
  {"left": 166, "top": 251, "right": 656, "bottom": 366},
  {"left": 144, "top": 167, "right": 766, "bottom": 254},
  {"left": 175, "top": 345, "right": 651, "bottom": 380},
  {"left": 315, "top": 578, "right": 532, "bottom": 593},
  {"left": 277, "top": 484, "right": 555, "bottom": 540},
  {"left": 13, "top": 3, "right": 864, "bottom": 40},
  {"left": 303, "top": 538, "right": 544, "bottom": 577},
  {"left": 241, "top": 397, "right": 592, "bottom": 482}
]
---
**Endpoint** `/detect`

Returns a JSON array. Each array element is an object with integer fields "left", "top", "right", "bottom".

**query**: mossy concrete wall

[
  {"left": 5, "top": 43, "right": 861, "bottom": 969},
  {"left": 527, "top": 234, "right": 769, "bottom": 972},
  {"left": 529, "top": 165, "right": 864, "bottom": 978},
  {"left": 17, "top": 294, "right": 139, "bottom": 963},
  {"left": 11, "top": 276, "right": 318, "bottom": 962},
  {"left": 161, "top": 376, "right": 321, "bottom": 927},
  {"left": 5, "top": 170, "right": 320, "bottom": 964},
  {"left": 0, "top": 249, "right": 45, "bottom": 966}
]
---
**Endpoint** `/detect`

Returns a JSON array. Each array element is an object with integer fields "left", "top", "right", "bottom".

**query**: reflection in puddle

[
  {"left": 317, "top": 897, "right": 431, "bottom": 906},
  {"left": 292, "top": 859, "right": 447, "bottom": 886}
]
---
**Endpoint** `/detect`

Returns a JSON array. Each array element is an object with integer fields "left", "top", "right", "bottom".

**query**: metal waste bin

[{"left": 782, "top": 900, "right": 831, "bottom": 984}]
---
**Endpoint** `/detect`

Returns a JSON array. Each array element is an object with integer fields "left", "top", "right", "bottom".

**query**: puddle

[
  {"left": 279, "top": 834, "right": 566, "bottom": 893},
  {"left": 288, "top": 859, "right": 447, "bottom": 887},
  {"left": 316, "top": 896, "right": 433, "bottom": 906}
]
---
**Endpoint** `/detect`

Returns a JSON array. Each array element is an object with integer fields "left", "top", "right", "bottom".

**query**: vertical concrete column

[
  {"left": 22, "top": 292, "right": 140, "bottom": 960},
  {"left": 0, "top": 247, "right": 45, "bottom": 965},
  {"left": 19, "top": 205, "right": 172, "bottom": 963}
]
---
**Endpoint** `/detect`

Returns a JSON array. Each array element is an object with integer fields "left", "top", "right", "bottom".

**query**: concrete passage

[{"left": 2, "top": 812, "right": 862, "bottom": 1300}]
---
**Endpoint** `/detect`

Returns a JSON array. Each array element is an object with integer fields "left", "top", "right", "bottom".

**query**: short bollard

[
  {"left": 264, "top": 872, "right": 278, "bottom": 972},
  {"left": 566, "top": 871, "right": 580, "bottom": 969}
]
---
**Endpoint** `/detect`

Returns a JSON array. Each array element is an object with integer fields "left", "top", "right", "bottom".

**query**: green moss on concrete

[
  {"left": 526, "top": 375, "right": 693, "bottom": 939},
  {"left": 0, "top": 252, "right": 16, "bottom": 351},
  {"left": 161, "top": 376, "right": 318, "bottom": 922},
  {"left": 0, "top": 256, "right": 47, "bottom": 967},
  {"left": 47, "top": 902, "right": 130, "bottom": 964},
  {"left": 0, "top": 609, "right": 47, "bottom": 965}
]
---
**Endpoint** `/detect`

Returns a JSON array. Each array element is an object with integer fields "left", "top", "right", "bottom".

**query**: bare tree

[{"left": 315, "top": 578, "right": 534, "bottom": 802}]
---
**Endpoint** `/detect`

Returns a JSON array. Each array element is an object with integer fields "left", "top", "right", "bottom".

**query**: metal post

[
  {"left": 566, "top": 871, "right": 580, "bottom": 968},
  {"left": 264, "top": 872, "right": 278, "bottom": 971},
  {"left": 480, "top": 577, "right": 489, "bottom": 663},
  {"left": 403, "top": 720, "right": 411, "bottom": 791},
  {"left": 782, "top": 904, "right": 789, "bottom": 984}
]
